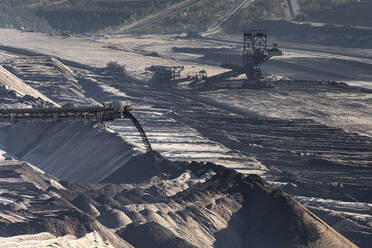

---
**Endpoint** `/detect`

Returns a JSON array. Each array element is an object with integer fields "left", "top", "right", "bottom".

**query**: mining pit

[{"left": 0, "top": 28, "right": 370, "bottom": 247}]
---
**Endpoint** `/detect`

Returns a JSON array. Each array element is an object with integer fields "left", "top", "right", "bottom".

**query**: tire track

[
  {"left": 202, "top": 0, "right": 254, "bottom": 36},
  {"left": 117, "top": 0, "right": 205, "bottom": 33},
  {"left": 287, "top": 0, "right": 303, "bottom": 19}
]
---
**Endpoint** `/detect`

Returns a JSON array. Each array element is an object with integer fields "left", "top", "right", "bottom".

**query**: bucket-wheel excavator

[{"left": 204, "top": 30, "right": 282, "bottom": 83}]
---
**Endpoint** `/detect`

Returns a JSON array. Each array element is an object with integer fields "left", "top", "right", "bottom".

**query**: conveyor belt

[{"left": 0, "top": 103, "right": 153, "bottom": 152}]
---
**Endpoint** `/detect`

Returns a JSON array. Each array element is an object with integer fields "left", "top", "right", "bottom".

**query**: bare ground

[{"left": 0, "top": 29, "right": 370, "bottom": 247}]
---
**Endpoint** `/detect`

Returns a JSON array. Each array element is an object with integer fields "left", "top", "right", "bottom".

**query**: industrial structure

[
  {"left": 243, "top": 30, "right": 282, "bottom": 78},
  {"left": 146, "top": 65, "right": 184, "bottom": 82},
  {"left": 146, "top": 31, "right": 282, "bottom": 85},
  {"left": 205, "top": 30, "right": 282, "bottom": 83},
  {"left": 147, "top": 65, "right": 209, "bottom": 83},
  {"left": 0, "top": 101, "right": 152, "bottom": 151}
]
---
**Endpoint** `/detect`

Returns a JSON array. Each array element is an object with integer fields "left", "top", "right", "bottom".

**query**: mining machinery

[
  {"left": 0, "top": 101, "right": 152, "bottom": 152},
  {"left": 205, "top": 30, "right": 282, "bottom": 83},
  {"left": 146, "top": 65, "right": 184, "bottom": 82}
]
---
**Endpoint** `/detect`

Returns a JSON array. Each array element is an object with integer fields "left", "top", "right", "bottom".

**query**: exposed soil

[{"left": 0, "top": 30, "right": 370, "bottom": 247}]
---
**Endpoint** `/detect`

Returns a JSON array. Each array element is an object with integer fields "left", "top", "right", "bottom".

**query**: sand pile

[
  {"left": 0, "top": 149, "right": 357, "bottom": 248},
  {"left": 0, "top": 160, "right": 133, "bottom": 248},
  {"left": 0, "top": 232, "right": 118, "bottom": 248},
  {"left": 0, "top": 122, "right": 137, "bottom": 183},
  {"left": 102, "top": 151, "right": 184, "bottom": 184},
  {"left": 63, "top": 154, "right": 357, "bottom": 248}
]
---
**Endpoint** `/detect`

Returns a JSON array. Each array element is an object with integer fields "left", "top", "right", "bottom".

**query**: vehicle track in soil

[
  {"left": 97, "top": 74, "right": 372, "bottom": 189},
  {"left": 117, "top": 0, "right": 206, "bottom": 33},
  {"left": 1, "top": 45, "right": 371, "bottom": 245}
]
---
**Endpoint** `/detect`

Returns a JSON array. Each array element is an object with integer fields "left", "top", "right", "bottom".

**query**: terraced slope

[
  {"left": 3, "top": 56, "right": 96, "bottom": 105},
  {"left": 0, "top": 65, "right": 58, "bottom": 106}
]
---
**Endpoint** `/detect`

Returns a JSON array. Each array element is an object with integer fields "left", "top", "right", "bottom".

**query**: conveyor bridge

[{"left": 0, "top": 101, "right": 152, "bottom": 151}]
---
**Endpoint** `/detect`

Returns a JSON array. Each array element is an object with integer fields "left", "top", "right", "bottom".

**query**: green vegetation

[
  {"left": 236, "top": 0, "right": 287, "bottom": 28},
  {"left": 35, "top": 0, "right": 183, "bottom": 34},
  {"left": 144, "top": 0, "right": 238, "bottom": 34},
  {"left": 0, "top": 0, "right": 365, "bottom": 35},
  {"left": 230, "top": 0, "right": 360, "bottom": 32},
  {"left": 146, "top": 0, "right": 362, "bottom": 34},
  {"left": 0, "top": 0, "right": 183, "bottom": 34},
  {"left": 299, "top": 0, "right": 357, "bottom": 14},
  {"left": 302, "top": 0, "right": 372, "bottom": 27},
  {"left": 0, "top": 0, "right": 53, "bottom": 32}
]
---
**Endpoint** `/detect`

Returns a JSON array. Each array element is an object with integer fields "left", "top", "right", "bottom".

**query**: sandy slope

[
  {"left": 0, "top": 160, "right": 133, "bottom": 248},
  {"left": 0, "top": 155, "right": 357, "bottom": 248},
  {"left": 66, "top": 152, "right": 358, "bottom": 248},
  {"left": 0, "top": 232, "right": 115, "bottom": 248},
  {"left": 3, "top": 56, "right": 98, "bottom": 106},
  {"left": 0, "top": 122, "right": 137, "bottom": 183},
  {"left": 0, "top": 65, "right": 58, "bottom": 106}
]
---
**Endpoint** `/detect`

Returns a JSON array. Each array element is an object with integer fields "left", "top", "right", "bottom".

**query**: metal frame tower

[
  {"left": 243, "top": 30, "right": 268, "bottom": 67},
  {"left": 242, "top": 30, "right": 271, "bottom": 74},
  {"left": 204, "top": 30, "right": 282, "bottom": 84}
]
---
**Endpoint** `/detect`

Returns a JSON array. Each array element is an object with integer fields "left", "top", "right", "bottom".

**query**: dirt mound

[
  {"left": 118, "top": 222, "right": 197, "bottom": 248},
  {"left": 64, "top": 157, "right": 357, "bottom": 248},
  {"left": 98, "top": 209, "right": 132, "bottom": 229},
  {"left": 0, "top": 155, "right": 357, "bottom": 248},
  {"left": 0, "top": 160, "right": 133, "bottom": 248},
  {"left": 0, "top": 232, "right": 123, "bottom": 248},
  {"left": 101, "top": 151, "right": 184, "bottom": 184},
  {"left": 71, "top": 194, "right": 100, "bottom": 217}
]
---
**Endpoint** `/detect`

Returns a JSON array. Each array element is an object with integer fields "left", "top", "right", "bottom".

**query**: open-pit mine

[{"left": 0, "top": 18, "right": 370, "bottom": 248}]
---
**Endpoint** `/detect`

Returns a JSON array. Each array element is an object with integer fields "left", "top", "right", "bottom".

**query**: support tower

[{"left": 243, "top": 30, "right": 279, "bottom": 78}]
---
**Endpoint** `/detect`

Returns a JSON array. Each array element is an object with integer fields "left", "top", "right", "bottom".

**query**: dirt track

[{"left": 117, "top": 0, "right": 205, "bottom": 33}]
